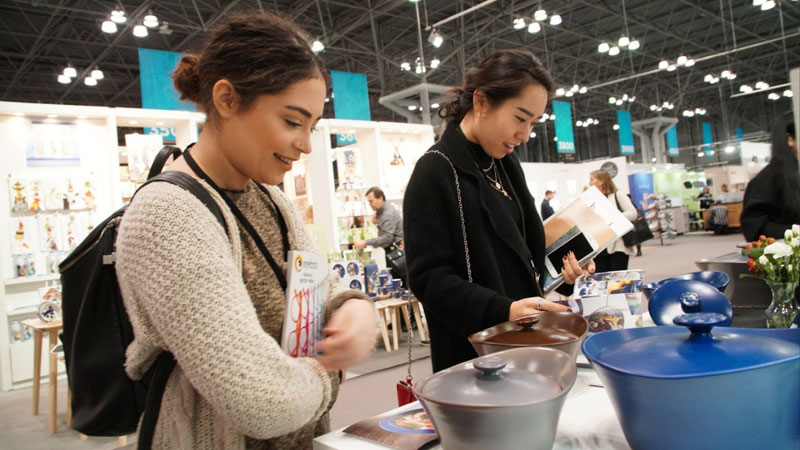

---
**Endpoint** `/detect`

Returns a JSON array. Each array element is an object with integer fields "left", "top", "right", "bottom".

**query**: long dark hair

[
  {"left": 172, "top": 11, "right": 328, "bottom": 124},
  {"left": 770, "top": 111, "right": 800, "bottom": 218},
  {"left": 439, "top": 49, "right": 555, "bottom": 123}
]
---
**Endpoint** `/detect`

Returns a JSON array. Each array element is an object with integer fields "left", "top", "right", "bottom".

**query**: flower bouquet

[{"left": 741, "top": 225, "right": 800, "bottom": 328}]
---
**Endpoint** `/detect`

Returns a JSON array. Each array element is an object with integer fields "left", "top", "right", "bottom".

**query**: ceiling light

[
  {"left": 534, "top": 9, "right": 547, "bottom": 21},
  {"left": 101, "top": 20, "right": 117, "bottom": 33},
  {"left": 724, "top": 146, "right": 735, "bottom": 153},
  {"left": 753, "top": 0, "right": 765, "bottom": 5},
  {"left": 550, "top": 114, "right": 556, "bottom": 121},
  {"left": 555, "top": 88, "right": 565, "bottom": 97},
  {"left": 530, "top": 131, "right": 536, "bottom": 138},
  {"left": 697, "top": 151, "right": 705, "bottom": 157},
  {"left": 628, "top": 40, "right": 640, "bottom": 50},
  {"left": 84, "top": 76, "right": 97, "bottom": 86},
  {"left": 609, "top": 97, "right": 617, "bottom": 104},
  {"left": 428, "top": 29, "right": 444, "bottom": 47},
  {"left": 110, "top": 10, "right": 126, "bottom": 23},
  {"left": 622, "top": 94, "right": 629, "bottom": 101},
  {"left": 598, "top": 42, "right": 610, "bottom": 53},
  {"left": 549, "top": 14, "right": 562, "bottom": 26},
  {"left": 158, "top": 22, "right": 173, "bottom": 35},
  {"left": 608, "top": 46, "right": 620, "bottom": 56},
  {"left": 430, "top": 58, "right": 440, "bottom": 69},
  {"left": 618, "top": 36, "right": 630, "bottom": 47},
  {"left": 527, "top": 22, "right": 541, "bottom": 33},
  {"left": 704, "top": 74, "right": 713, "bottom": 82},
  {"left": 652, "top": 157, "right": 657, "bottom": 162},
  {"left": 616, "top": 99, "right": 623, "bottom": 106},
  {"left": 133, "top": 24, "right": 148, "bottom": 37},
  {"left": 400, "top": 62, "right": 411, "bottom": 71},
  {"left": 755, "top": 81, "right": 769, "bottom": 90},
  {"left": 761, "top": 0, "right": 776, "bottom": 10},
  {"left": 57, "top": 74, "right": 71, "bottom": 84},
  {"left": 677, "top": 55, "right": 688, "bottom": 66},
  {"left": 708, "top": 150, "right": 716, "bottom": 156},
  {"left": 650, "top": 105, "right": 657, "bottom": 111},
  {"left": 576, "top": 120, "right": 584, "bottom": 127},
  {"left": 541, "top": 113, "right": 549, "bottom": 120},
  {"left": 667, "top": 64, "right": 677, "bottom": 72},
  {"left": 726, "top": 73, "right": 736, "bottom": 79},
  {"left": 143, "top": 12, "right": 158, "bottom": 28},
  {"left": 579, "top": 86, "right": 588, "bottom": 94},
  {"left": 311, "top": 40, "right": 325, "bottom": 53},
  {"left": 683, "top": 110, "right": 695, "bottom": 117},
  {"left": 784, "top": 89, "right": 794, "bottom": 98},
  {"left": 90, "top": 68, "right": 104, "bottom": 80},
  {"left": 613, "top": 124, "right": 620, "bottom": 130},
  {"left": 408, "top": 105, "right": 418, "bottom": 111},
  {"left": 685, "top": 59, "right": 695, "bottom": 67},
  {"left": 658, "top": 60, "right": 669, "bottom": 70},
  {"left": 565, "top": 90, "right": 574, "bottom": 97},
  {"left": 415, "top": 62, "right": 425, "bottom": 74},
  {"left": 431, "top": 103, "right": 440, "bottom": 108},
  {"left": 513, "top": 17, "right": 526, "bottom": 30},
  {"left": 628, "top": 96, "right": 636, "bottom": 102},
  {"left": 768, "top": 92, "right": 780, "bottom": 100},
  {"left": 571, "top": 84, "right": 579, "bottom": 92},
  {"left": 721, "top": 70, "right": 731, "bottom": 79},
  {"left": 695, "top": 108, "right": 702, "bottom": 114}
]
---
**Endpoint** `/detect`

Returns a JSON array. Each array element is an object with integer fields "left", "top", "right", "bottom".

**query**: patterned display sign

[
  {"left": 666, "top": 125, "right": 679, "bottom": 157},
  {"left": 617, "top": 110, "right": 635, "bottom": 155},
  {"left": 552, "top": 101, "right": 575, "bottom": 153}
]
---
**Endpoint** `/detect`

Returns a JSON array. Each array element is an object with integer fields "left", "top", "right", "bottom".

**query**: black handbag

[
  {"left": 616, "top": 193, "right": 654, "bottom": 247},
  {"left": 386, "top": 243, "right": 408, "bottom": 279}
]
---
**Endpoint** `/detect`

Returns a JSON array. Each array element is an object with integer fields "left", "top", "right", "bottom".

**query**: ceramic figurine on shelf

[
  {"left": 13, "top": 220, "right": 31, "bottom": 252},
  {"left": 29, "top": 180, "right": 41, "bottom": 212},
  {"left": 26, "top": 255, "right": 36, "bottom": 276},
  {"left": 390, "top": 144, "right": 405, "bottom": 166},
  {"left": 11, "top": 180, "right": 28, "bottom": 213},
  {"left": 83, "top": 180, "right": 96, "bottom": 210}
]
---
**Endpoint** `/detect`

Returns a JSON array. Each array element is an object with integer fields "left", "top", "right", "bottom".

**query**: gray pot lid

[{"left": 418, "top": 355, "right": 562, "bottom": 406}]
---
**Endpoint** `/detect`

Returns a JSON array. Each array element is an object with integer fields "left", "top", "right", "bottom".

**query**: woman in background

[
  {"left": 741, "top": 111, "right": 799, "bottom": 241},
  {"left": 588, "top": 170, "right": 638, "bottom": 272}
]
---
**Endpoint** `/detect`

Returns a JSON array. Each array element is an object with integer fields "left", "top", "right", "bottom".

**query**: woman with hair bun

[
  {"left": 403, "top": 49, "right": 594, "bottom": 372},
  {"left": 115, "top": 11, "right": 376, "bottom": 449}
]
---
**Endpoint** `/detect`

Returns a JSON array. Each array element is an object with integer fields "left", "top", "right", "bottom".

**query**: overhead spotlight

[
  {"left": 415, "top": 62, "right": 425, "bottom": 74},
  {"left": 618, "top": 36, "right": 630, "bottom": 47},
  {"left": 565, "top": 90, "right": 574, "bottom": 97},
  {"left": 576, "top": 120, "right": 584, "bottom": 127},
  {"left": 784, "top": 89, "right": 794, "bottom": 98},
  {"left": 430, "top": 58, "right": 440, "bottom": 69},
  {"left": 90, "top": 68, "right": 104, "bottom": 79},
  {"left": 628, "top": 40, "right": 640, "bottom": 50},
  {"left": 431, "top": 102, "right": 440, "bottom": 108},
  {"left": 311, "top": 40, "right": 325, "bottom": 53},
  {"left": 724, "top": 146, "right": 736, "bottom": 153},
  {"left": 704, "top": 74, "right": 713, "bottom": 82},
  {"left": 101, "top": 20, "right": 117, "bottom": 33},
  {"left": 753, "top": 0, "right": 766, "bottom": 5},
  {"left": 650, "top": 105, "right": 657, "bottom": 111},
  {"left": 571, "top": 84, "right": 580, "bottom": 92},
  {"left": 721, "top": 70, "right": 731, "bottom": 79},
  {"left": 609, "top": 97, "right": 617, "bottom": 104},
  {"left": 84, "top": 76, "right": 97, "bottom": 86},
  {"left": 768, "top": 92, "right": 780, "bottom": 100},
  {"left": 428, "top": 29, "right": 444, "bottom": 48},
  {"left": 608, "top": 46, "right": 620, "bottom": 56},
  {"left": 400, "top": 61, "right": 411, "bottom": 71},
  {"left": 527, "top": 22, "right": 541, "bottom": 33},
  {"left": 694, "top": 108, "right": 702, "bottom": 114},
  {"left": 708, "top": 150, "right": 716, "bottom": 156},
  {"left": 133, "top": 24, "right": 148, "bottom": 37},
  {"left": 615, "top": 99, "right": 623, "bottom": 106},
  {"left": 63, "top": 65, "right": 77, "bottom": 78},
  {"left": 530, "top": 131, "right": 537, "bottom": 138},
  {"left": 549, "top": 14, "right": 562, "bottom": 26},
  {"left": 677, "top": 55, "right": 688, "bottom": 66},
  {"left": 158, "top": 22, "right": 173, "bottom": 35},
  {"left": 550, "top": 114, "right": 556, "bottom": 121},
  {"left": 697, "top": 151, "right": 705, "bottom": 157},
  {"left": 143, "top": 11, "right": 158, "bottom": 28},
  {"left": 408, "top": 105, "right": 418, "bottom": 111},
  {"left": 110, "top": 9, "right": 127, "bottom": 23},
  {"left": 667, "top": 64, "right": 677, "bottom": 72},
  {"left": 761, "top": 0, "right": 776, "bottom": 10},
  {"left": 755, "top": 81, "right": 769, "bottom": 90},
  {"left": 658, "top": 60, "right": 669, "bottom": 70},
  {"left": 740, "top": 85, "right": 753, "bottom": 93},
  {"left": 682, "top": 110, "right": 695, "bottom": 117},
  {"left": 685, "top": 59, "right": 695, "bottom": 67},
  {"left": 534, "top": 9, "right": 547, "bottom": 21},
  {"left": 598, "top": 42, "right": 610, "bottom": 53},
  {"left": 726, "top": 72, "right": 736, "bottom": 79},
  {"left": 652, "top": 157, "right": 657, "bottom": 162},
  {"left": 555, "top": 88, "right": 566, "bottom": 97},
  {"left": 628, "top": 96, "right": 636, "bottom": 102},
  {"left": 541, "top": 113, "right": 550, "bottom": 120},
  {"left": 579, "top": 86, "right": 588, "bottom": 94},
  {"left": 622, "top": 94, "right": 629, "bottom": 101},
  {"left": 613, "top": 124, "right": 620, "bottom": 130},
  {"left": 513, "top": 17, "right": 526, "bottom": 30},
  {"left": 57, "top": 74, "right": 71, "bottom": 84}
]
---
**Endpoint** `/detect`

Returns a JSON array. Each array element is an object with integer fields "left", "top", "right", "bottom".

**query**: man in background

[
  {"left": 541, "top": 190, "right": 556, "bottom": 221},
  {"left": 354, "top": 186, "right": 403, "bottom": 252}
]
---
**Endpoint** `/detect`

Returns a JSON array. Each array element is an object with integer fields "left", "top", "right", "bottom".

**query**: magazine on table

[
  {"left": 540, "top": 186, "right": 634, "bottom": 293},
  {"left": 343, "top": 402, "right": 440, "bottom": 450},
  {"left": 555, "top": 270, "right": 646, "bottom": 333},
  {"left": 280, "top": 250, "right": 328, "bottom": 358}
]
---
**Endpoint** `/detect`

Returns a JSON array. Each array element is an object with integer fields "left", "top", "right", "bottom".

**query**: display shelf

[
  {"left": 7, "top": 305, "right": 38, "bottom": 317},
  {"left": 4, "top": 274, "right": 59, "bottom": 286}
]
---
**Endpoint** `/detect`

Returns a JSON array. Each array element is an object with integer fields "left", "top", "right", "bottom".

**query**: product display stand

[{"left": 643, "top": 193, "right": 676, "bottom": 246}]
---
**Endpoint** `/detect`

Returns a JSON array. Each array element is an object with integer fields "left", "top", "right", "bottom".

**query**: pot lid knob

[
  {"left": 680, "top": 292, "right": 702, "bottom": 312},
  {"left": 673, "top": 312, "right": 728, "bottom": 335},
  {"left": 514, "top": 315, "right": 540, "bottom": 330},
  {"left": 473, "top": 356, "right": 507, "bottom": 380}
]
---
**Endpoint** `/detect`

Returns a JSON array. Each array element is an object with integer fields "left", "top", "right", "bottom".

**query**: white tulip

[
  {"left": 764, "top": 242, "right": 793, "bottom": 259},
  {"left": 793, "top": 239, "right": 800, "bottom": 248},
  {"left": 786, "top": 229, "right": 793, "bottom": 241},
  {"left": 759, "top": 255, "right": 770, "bottom": 265},
  {"left": 793, "top": 224, "right": 800, "bottom": 236}
]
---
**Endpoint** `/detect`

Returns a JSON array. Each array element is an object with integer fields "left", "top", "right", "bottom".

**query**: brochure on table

[
  {"left": 557, "top": 270, "right": 645, "bottom": 333},
  {"left": 541, "top": 186, "right": 634, "bottom": 292}
]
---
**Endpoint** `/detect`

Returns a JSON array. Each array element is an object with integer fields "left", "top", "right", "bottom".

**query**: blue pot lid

[
  {"left": 648, "top": 280, "right": 733, "bottom": 326},
  {"left": 582, "top": 316, "right": 800, "bottom": 378},
  {"left": 417, "top": 355, "right": 562, "bottom": 406}
]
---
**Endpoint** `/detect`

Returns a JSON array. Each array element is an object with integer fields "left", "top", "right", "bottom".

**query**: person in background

[
  {"left": 588, "top": 170, "right": 638, "bottom": 272},
  {"left": 540, "top": 190, "right": 556, "bottom": 220},
  {"left": 697, "top": 186, "right": 714, "bottom": 209},
  {"left": 353, "top": 186, "right": 403, "bottom": 252},
  {"left": 710, "top": 200, "right": 729, "bottom": 234},
  {"left": 741, "top": 111, "right": 800, "bottom": 241},
  {"left": 115, "top": 12, "right": 377, "bottom": 449},
  {"left": 404, "top": 49, "right": 593, "bottom": 373},
  {"left": 720, "top": 184, "right": 729, "bottom": 193}
]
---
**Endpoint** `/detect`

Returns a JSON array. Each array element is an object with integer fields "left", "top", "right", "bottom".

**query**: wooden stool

[
  {"left": 406, "top": 298, "right": 428, "bottom": 341},
  {"left": 21, "top": 318, "right": 62, "bottom": 434},
  {"left": 383, "top": 300, "right": 412, "bottom": 350},
  {"left": 373, "top": 300, "right": 393, "bottom": 352}
]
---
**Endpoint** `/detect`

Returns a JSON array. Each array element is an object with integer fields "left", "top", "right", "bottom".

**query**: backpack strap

[
  {"left": 146, "top": 145, "right": 183, "bottom": 181},
  {"left": 144, "top": 171, "right": 228, "bottom": 234}
]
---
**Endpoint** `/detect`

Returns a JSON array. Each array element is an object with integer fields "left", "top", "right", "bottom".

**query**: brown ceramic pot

[{"left": 469, "top": 311, "right": 589, "bottom": 360}]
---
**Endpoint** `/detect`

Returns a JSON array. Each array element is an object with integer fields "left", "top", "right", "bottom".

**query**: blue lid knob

[
  {"left": 673, "top": 312, "right": 728, "bottom": 335},
  {"left": 680, "top": 292, "right": 701, "bottom": 312}
]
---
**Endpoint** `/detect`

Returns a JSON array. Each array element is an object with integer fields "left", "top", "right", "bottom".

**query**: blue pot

[
  {"left": 648, "top": 279, "right": 733, "bottom": 326},
  {"left": 582, "top": 314, "right": 800, "bottom": 450},
  {"left": 641, "top": 270, "right": 730, "bottom": 301}
]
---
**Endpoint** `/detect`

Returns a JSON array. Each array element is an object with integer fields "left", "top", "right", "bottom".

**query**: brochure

[
  {"left": 541, "top": 186, "right": 634, "bottom": 293},
  {"left": 343, "top": 404, "right": 439, "bottom": 450},
  {"left": 280, "top": 250, "right": 328, "bottom": 358},
  {"left": 555, "top": 270, "right": 645, "bottom": 333}
]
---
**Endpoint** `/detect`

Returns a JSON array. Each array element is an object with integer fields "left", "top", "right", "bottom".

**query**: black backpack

[{"left": 58, "top": 146, "right": 227, "bottom": 446}]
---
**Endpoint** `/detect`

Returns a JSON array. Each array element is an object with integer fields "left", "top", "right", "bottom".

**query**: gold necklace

[{"left": 484, "top": 163, "right": 510, "bottom": 199}]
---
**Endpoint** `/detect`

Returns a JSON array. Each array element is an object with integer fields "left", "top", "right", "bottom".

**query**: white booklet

[
  {"left": 280, "top": 250, "right": 328, "bottom": 357},
  {"left": 541, "top": 186, "right": 634, "bottom": 293}
]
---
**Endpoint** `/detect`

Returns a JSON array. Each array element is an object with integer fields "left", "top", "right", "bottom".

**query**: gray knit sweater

[{"left": 116, "top": 177, "right": 367, "bottom": 449}]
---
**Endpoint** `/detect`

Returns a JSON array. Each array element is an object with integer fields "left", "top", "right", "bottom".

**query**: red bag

[{"left": 396, "top": 375, "right": 416, "bottom": 406}]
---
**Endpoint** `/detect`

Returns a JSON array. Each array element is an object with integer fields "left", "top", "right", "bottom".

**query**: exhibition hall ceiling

[{"left": 0, "top": 0, "right": 798, "bottom": 159}]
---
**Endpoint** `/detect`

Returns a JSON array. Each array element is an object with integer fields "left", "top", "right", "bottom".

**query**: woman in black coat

[
  {"left": 403, "top": 50, "right": 592, "bottom": 372},
  {"left": 741, "top": 111, "right": 799, "bottom": 241}
]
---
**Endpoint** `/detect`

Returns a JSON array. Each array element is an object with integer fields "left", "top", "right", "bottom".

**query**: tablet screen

[{"left": 546, "top": 232, "right": 594, "bottom": 275}]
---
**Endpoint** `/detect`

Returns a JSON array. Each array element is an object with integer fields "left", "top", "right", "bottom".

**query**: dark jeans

[{"left": 594, "top": 249, "right": 630, "bottom": 273}]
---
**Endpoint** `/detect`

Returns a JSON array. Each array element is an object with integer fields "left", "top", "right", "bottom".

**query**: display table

[{"left": 313, "top": 368, "right": 630, "bottom": 450}]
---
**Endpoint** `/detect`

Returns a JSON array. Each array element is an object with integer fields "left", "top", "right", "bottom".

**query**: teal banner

[
  {"left": 330, "top": 70, "right": 370, "bottom": 121},
  {"left": 617, "top": 110, "right": 635, "bottom": 155},
  {"left": 552, "top": 101, "right": 575, "bottom": 153},
  {"left": 702, "top": 122, "right": 713, "bottom": 152},
  {"left": 139, "top": 48, "right": 196, "bottom": 142},
  {"left": 666, "top": 125, "right": 679, "bottom": 157}
]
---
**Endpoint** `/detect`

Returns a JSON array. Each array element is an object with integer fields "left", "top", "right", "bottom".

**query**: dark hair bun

[{"left": 172, "top": 54, "right": 202, "bottom": 103}]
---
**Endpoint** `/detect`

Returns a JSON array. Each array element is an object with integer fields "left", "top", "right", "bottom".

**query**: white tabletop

[{"left": 313, "top": 368, "right": 631, "bottom": 450}]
